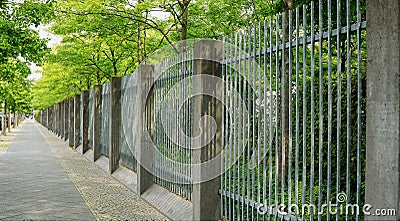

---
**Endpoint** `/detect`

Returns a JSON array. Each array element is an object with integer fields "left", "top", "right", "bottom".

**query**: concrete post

[
  {"left": 54, "top": 104, "right": 58, "bottom": 135},
  {"left": 109, "top": 77, "right": 122, "bottom": 174},
  {"left": 49, "top": 106, "right": 53, "bottom": 132},
  {"left": 46, "top": 108, "right": 49, "bottom": 128},
  {"left": 64, "top": 100, "right": 69, "bottom": 141},
  {"left": 58, "top": 102, "right": 62, "bottom": 136},
  {"left": 192, "top": 40, "right": 223, "bottom": 221},
  {"left": 93, "top": 85, "right": 102, "bottom": 161},
  {"left": 74, "top": 94, "right": 81, "bottom": 148},
  {"left": 46, "top": 108, "right": 49, "bottom": 130},
  {"left": 62, "top": 101, "right": 65, "bottom": 139},
  {"left": 82, "top": 91, "right": 90, "bottom": 154},
  {"left": 365, "top": 0, "right": 400, "bottom": 220},
  {"left": 137, "top": 65, "right": 155, "bottom": 194},
  {"left": 55, "top": 104, "right": 58, "bottom": 134},
  {"left": 68, "top": 97, "right": 74, "bottom": 147},
  {"left": 60, "top": 102, "right": 63, "bottom": 138}
]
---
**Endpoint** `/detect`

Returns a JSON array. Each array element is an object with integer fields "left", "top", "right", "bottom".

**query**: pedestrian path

[
  {"left": 0, "top": 120, "right": 167, "bottom": 220},
  {"left": 0, "top": 119, "right": 94, "bottom": 220}
]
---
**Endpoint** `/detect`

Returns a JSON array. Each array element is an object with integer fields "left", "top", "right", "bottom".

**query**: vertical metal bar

[
  {"left": 274, "top": 15, "right": 280, "bottom": 219},
  {"left": 336, "top": 0, "right": 342, "bottom": 219},
  {"left": 295, "top": 7, "right": 300, "bottom": 215},
  {"left": 246, "top": 26, "right": 251, "bottom": 220},
  {"left": 175, "top": 56, "right": 179, "bottom": 195},
  {"left": 257, "top": 22, "right": 262, "bottom": 221},
  {"left": 301, "top": 5, "right": 307, "bottom": 218},
  {"left": 280, "top": 11, "right": 286, "bottom": 210},
  {"left": 233, "top": 32, "right": 238, "bottom": 221},
  {"left": 178, "top": 54, "right": 181, "bottom": 198},
  {"left": 317, "top": 1, "right": 324, "bottom": 220},
  {"left": 237, "top": 32, "right": 243, "bottom": 220},
  {"left": 168, "top": 60, "right": 172, "bottom": 193},
  {"left": 222, "top": 36, "right": 228, "bottom": 218},
  {"left": 242, "top": 30, "right": 247, "bottom": 220},
  {"left": 262, "top": 18, "right": 267, "bottom": 221},
  {"left": 228, "top": 33, "right": 233, "bottom": 221},
  {"left": 356, "top": 0, "right": 361, "bottom": 220},
  {"left": 345, "top": 1, "right": 351, "bottom": 220},
  {"left": 268, "top": 17, "right": 273, "bottom": 220},
  {"left": 327, "top": 0, "right": 333, "bottom": 219},
  {"left": 179, "top": 53, "right": 183, "bottom": 198},
  {"left": 191, "top": 50, "right": 194, "bottom": 201},
  {"left": 287, "top": 9, "right": 293, "bottom": 213},
  {"left": 220, "top": 37, "right": 225, "bottom": 219},
  {"left": 158, "top": 64, "right": 162, "bottom": 188},
  {"left": 252, "top": 23, "right": 257, "bottom": 220},
  {"left": 310, "top": 1, "right": 316, "bottom": 220},
  {"left": 171, "top": 56, "right": 177, "bottom": 194},
  {"left": 166, "top": 61, "right": 170, "bottom": 193}
]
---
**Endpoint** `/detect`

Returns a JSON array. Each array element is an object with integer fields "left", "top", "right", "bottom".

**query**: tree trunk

[
  {"left": 7, "top": 106, "right": 11, "bottom": 133},
  {"left": 178, "top": 0, "right": 190, "bottom": 52},
  {"left": 13, "top": 111, "right": 16, "bottom": 128},
  {"left": 181, "top": 0, "right": 189, "bottom": 41},
  {"left": 138, "top": 19, "right": 143, "bottom": 63},
  {"left": 1, "top": 102, "right": 5, "bottom": 136}
]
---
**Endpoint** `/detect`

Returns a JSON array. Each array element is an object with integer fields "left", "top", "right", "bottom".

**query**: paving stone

[
  {"left": 0, "top": 120, "right": 95, "bottom": 220},
  {"left": 0, "top": 119, "right": 168, "bottom": 220},
  {"left": 37, "top": 121, "right": 168, "bottom": 220}
]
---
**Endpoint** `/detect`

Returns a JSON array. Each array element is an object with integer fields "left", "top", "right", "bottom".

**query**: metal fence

[
  {"left": 88, "top": 89, "right": 94, "bottom": 149},
  {"left": 153, "top": 49, "right": 194, "bottom": 201},
  {"left": 220, "top": 0, "right": 366, "bottom": 220},
  {"left": 120, "top": 73, "right": 138, "bottom": 171},
  {"left": 37, "top": 0, "right": 371, "bottom": 219},
  {"left": 101, "top": 82, "right": 110, "bottom": 157}
]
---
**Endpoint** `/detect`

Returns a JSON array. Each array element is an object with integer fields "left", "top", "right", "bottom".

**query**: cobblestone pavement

[
  {"left": 0, "top": 120, "right": 95, "bottom": 220},
  {"left": 36, "top": 122, "right": 168, "bottom": 220}
]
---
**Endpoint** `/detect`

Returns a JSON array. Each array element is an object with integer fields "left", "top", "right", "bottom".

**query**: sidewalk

[{"left": 0, "top": 119, "right": 167, "bottom": 220}]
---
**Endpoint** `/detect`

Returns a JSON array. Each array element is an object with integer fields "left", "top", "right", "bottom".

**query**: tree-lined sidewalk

[{"left": 0, "top": 120, "right": 166, "bottom": 220}]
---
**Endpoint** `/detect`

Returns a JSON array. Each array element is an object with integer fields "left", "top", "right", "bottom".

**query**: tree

[{"left": 0, "top": 0, "right": 50, "bottom": 134}]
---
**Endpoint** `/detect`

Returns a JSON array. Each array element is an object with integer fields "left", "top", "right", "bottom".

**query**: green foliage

[{"left": 0, "top": 0, "right": 50, "bottom": 115}]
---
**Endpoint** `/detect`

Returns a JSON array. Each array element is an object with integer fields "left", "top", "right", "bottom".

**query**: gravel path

[{"left": 36, "top": 121, "right": 168, "bottom": 220}]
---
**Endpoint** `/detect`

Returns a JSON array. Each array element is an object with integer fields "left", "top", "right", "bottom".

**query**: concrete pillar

[
  {"left": 192, "top": 40, "right": 223, "bottom": 221},
  {"left": 55, "top": 103, "right": 59, "bottom": 135},
  {"left": 54, "top": 104, "right": 58, "bottom": 134},
  {"left": 93, "top": 85, "right": 102, "bottom": 161},
  {"left": 68, "top": 97, "right": 74, "bottom": 147},
  {"left": 59, "top": 102, "right": 63, "bottom": 138},
  {"left": 109, "top": 77, "right": 122, "bottom": 174},
  {"left": 82, "top": 90, "right": 90, "bottom": 154},
  {"left": 49, "top": 106, "right": 53, "bottom": 132},
  {"left": 58, "top": 102, "right": 62, "bottom": 136},
  {"left": 74, "top": 94, "right": 81, "bottom": 148},
  {"left": 137, "top": 65, "right": 155, "bottom": 194},
  {"left": 61, "top": 100, "right": 66, "bottom": 140},
  {"left": 64, "top": 100, "right": 69, "bottom": 141},
  {"left": 365, "top": 0, "right": 400, "bottom": 220}
]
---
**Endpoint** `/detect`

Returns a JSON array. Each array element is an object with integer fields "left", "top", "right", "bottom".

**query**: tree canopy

[
  {"left": 31, "top": 0, "right": 288, "bottom": 109},
  {"left": 0, "top": 0, "right": 51, "bottom": 114}
]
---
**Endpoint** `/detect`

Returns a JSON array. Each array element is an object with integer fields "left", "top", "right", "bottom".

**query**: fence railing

[
  {"left": 153, "top": 49, "right": 194, "bottom": 201},
  {"left": 220, "top": 0, "right": 366, "bottom": 220},
  {"left": 36, "top": 0, "right": 400, "bottom": 220}
]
